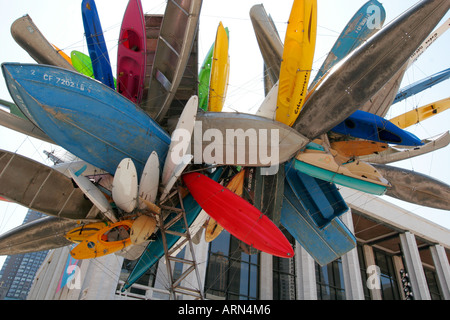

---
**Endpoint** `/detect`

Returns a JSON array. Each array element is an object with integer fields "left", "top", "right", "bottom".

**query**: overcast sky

[{"left": 0, "top": 0, "right": 449, "bottom": 269}]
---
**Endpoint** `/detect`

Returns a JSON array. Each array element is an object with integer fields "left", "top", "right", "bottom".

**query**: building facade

[
  {"left": 0, "top": 210, "right": 48, "bottom": 300},
  {"left": 27, "top": 188, "right": 450, "bottom": 300}
]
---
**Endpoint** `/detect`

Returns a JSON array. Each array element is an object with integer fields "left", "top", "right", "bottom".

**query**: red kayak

[
  {"left": 182, "top": 172, "right": 294, "bottom": 258},
  {"left": 117, "top": 0, "right": 147, "bottom": 103}
]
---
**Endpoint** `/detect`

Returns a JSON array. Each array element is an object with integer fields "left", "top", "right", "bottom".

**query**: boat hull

[
  {"left": 2, "top": 63, "right": 171, "bottom": 176},
  {"left": 82, "top": 0, "right": 115, "bottom": 89},
  {"left": 117, "top": 0, "right": 147, "bottom": 103},
  {"left": 281, "top": 168, "right": 355, "bottom": 266},
  {"left": 0, "top": 149, "right": 95, "bottom": 220},
  {"left": 372, "top": 163, "right": 450, "bottom": 210},
  {"left": 183, "top": 172, "right": 294, "bottom": 258},
  {"left": 332, "top": 110, "right": 423, "bottom": 146}
]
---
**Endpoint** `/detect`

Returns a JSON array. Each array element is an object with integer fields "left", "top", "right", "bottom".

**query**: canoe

[
  {"left": 360, "top": 16, "right": 450, "bottom": 116},
  {"left": 71, "top": 50, "right": 95, "bottom": 78},
  {"left": 276, "top": 0, "right": 317, "bottom": 126},
  {"left": 359, "top": 131, "right": 450, "bottom": 164},
  {"left": 65, "top": 221, "right": 109, "bottom": 243},
  {"left": 284, "top": 160, "right": 349, "bottom": 229},
  {"left": 10, "top": 15, "right": 75, "bottom": 71},
  {"left": 310, "top": 0, "right": 386, "bottom": 89},
  {"left": 330, "top": 140, "right": 388, "bottom": 158},
  {"left": 204, "top": 170, "right": 245, "bottom": 242},
  {"left": 68, "top": 220, "right": 134, "bottom": 259},
  {"left": 249, "top": 4, "right": 283, "bottom": 84},
  {"left": 81, "top": 0, "right": 115, "bottom": 89},
  {"left": 183, "top": 172, "right": 294, "bottom": 258},
  {"left": 0, "top": 107, "right": 53, "bottom": 143},
  {"left": 140, "top": 0, "right": 202, "bottom": 124},
  {"left": 372, "top": 163, "right": 450, "bottom": 211},
  {"left": 292, "top": 0, "right": 450, "bottom": 140},
  {"left": 393, "top": 68, "right": 450, "bottom": 104},
  {"left": 122, "top": 168, "right": 224, "bottom": 291},
  {"left": 198, "top": 42, "right": 214, "bottom": 111},
  {"left": 0, "top": 216, "right": 78, "bottom": 256},
  {"left": 52, "top": 44, "right": 72, "bottom": 66},
  {"left": 2, "top": 63, "right": 171, "bottom": 176},
  {"left": 281, "top": 170, "right": 356, "bottom": 266},
  {"left": 71, "top": 50, "right": 117, "bottom": 87},
  {"left": 0, "top": 149, "right": 95, "bottom": 220},
  {"left": 331, "top": 110, "right": 424, "bottom": 146},
  {"left": 208, "top": 22, "right": 230, "bottom": 112},
  {"left": 117, "top": 0, "right": 147, "bottom": 104},
  {"left": 294, "top": 145, "right": 390, "bottom": 195},
  {"left": 389, "top": 97, "right": 450, "bottom": 129},
  {"left": 192, "top": 112, "right": 309, "bottom": 166}
]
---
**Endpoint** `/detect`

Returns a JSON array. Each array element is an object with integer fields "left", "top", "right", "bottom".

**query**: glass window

[
  {"left": 273, "top": 228, "right": 296, "bottom": 300},
  {"left": 205, "top": 230, "right": 259, "bottom": 300},
  {"left": 357, "top": 244, "right": 371, "bottom": 300},
  {"left": 424, "top": 268, "right": 443, "bottom": 300},
  {"left": 373, "top": 249, "right": 400, "bottom": 300},
  {"left": 315, "top": 259, "right": 346, "bottom": 300}
]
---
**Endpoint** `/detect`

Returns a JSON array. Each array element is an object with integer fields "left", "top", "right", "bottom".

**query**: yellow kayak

[
  {"left": 205, "top": 170, "right": 244, "bottom": 242},
  {"left": 66, "top": 220, "right": 134, "bottom": 259},
  {"left": 276, "top": 0, "right": 317, "bottom": 126},
  {"left": 208, "top": 22, "right": 230, "bottom": 112},
  {"left": 389, "top": 97, "right": 450, "bottom": 129}
]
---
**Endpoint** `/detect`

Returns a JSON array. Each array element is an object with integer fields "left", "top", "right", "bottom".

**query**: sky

[{"left": 0, "top": 0, "right": 449, "bottom": 270}]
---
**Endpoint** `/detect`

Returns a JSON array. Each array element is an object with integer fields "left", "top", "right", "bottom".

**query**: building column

[
  {"left": 79, "top": 254, "right": 123, "bottom": 300},
  {"left": 259, "top": 252, "right": 273, "bottom": 299},
  {"left": 295, "top": 243, "right": 316, "bottom": 300},
  {"left": 399, "top": 232, "right": 431, "bottom": 300},
  {"left": 363, "top": 245, "right": 382, "bottom": 300},
  {"left": 430, "top": 244, "right": 450, "bottom": 300},
  {"left": 340, "top": 211, "right": 365, "bottom": 300}
]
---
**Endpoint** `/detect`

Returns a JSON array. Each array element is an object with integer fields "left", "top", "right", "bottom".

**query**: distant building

[
  {"left": 26, "top": 188, "right": 450, "bottom": 300},
  {"left": 0, "top": 210, "right": 48, "bottom": 300}
]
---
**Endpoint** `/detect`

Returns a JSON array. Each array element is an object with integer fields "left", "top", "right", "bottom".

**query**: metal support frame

[{"left": 158, "top": 185, "right": 204, "bottom": 300}]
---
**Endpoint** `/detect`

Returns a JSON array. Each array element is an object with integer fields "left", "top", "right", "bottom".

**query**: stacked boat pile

[{"left": 0, "top": 0, "right": 449, "bottom": 291}]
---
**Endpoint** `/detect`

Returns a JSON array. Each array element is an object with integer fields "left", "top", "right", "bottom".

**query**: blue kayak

[
  {"left": 281, "top": 163, "right": 356, "bottom": 266},
  {"left": 2, "top": 63, "right": 170, "bottom": 176},
  {"left": 122, "top": 168, "right": 224, "bottom": 291},
  {"left": 331, "top": 110, "right": 423, "bottom": 146},
  {"left": 82, "top": 0, "right": 115, "bottom": 90},
  {"left": 284, "top": 161, "right": 348, "bottom": 229},
  {"left": 310, "top": 0, "right": 386, "bottom": 89},
  {"left": 393, "top": 67, "right": 450, "bottom": 104}
]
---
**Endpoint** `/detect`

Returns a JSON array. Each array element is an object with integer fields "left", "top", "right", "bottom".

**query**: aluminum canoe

[
  {"left": 310, "top": 0, "right": 386, "bottom": 89},
  {"left": 372, "top": 163, "right": 450, "bottom": 211},
  {"left": 249, "top": 4, "right": 283, "bottom": 84},
  {"left": 140, "top": 0, "right": 202, "bottom": 124},
  {"left": 360, "top": 16, "right": 450, "bottom": 116},
  {"left": 359, "top": 131, "right": 450, "bottom": 164},
  {"left": 192, "top": 112, "right": 309, "bottom": 166},
  {"left": 0, "top": 216, "right": 78, "bottom": 256},
  {"left": 0, "top": 149, "right": 96, "bottom": 220},
  {"left": 10, "top": 15, "right": 75, "bottom": 71}
]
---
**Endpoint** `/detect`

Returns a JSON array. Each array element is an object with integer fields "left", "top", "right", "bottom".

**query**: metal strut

[{"left": 158, "top": 185, "right": 204, "bottom": 300}]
